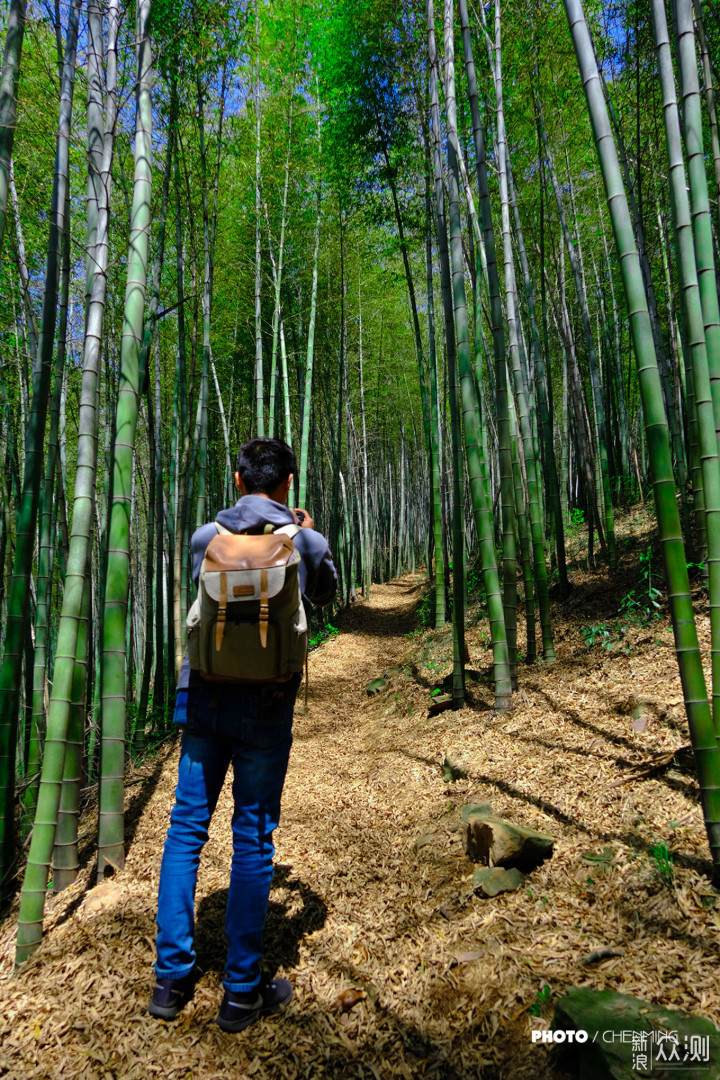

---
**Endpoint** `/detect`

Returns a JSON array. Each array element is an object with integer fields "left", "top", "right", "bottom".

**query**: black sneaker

[
  {"left": 148, "top": 964, "right": 201, "bottom": 1020},
  {"left": 215, "top": 976, "right": 293, "bottom": 1033}
]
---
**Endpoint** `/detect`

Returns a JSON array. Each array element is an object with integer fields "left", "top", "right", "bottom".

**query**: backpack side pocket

[{"left": 186, "top": 597, "right": 202, "bottom": 670}]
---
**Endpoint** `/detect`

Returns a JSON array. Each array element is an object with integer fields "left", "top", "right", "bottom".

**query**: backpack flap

[{"left": 205, "top": 532, "right": 295, "bottom": 573}]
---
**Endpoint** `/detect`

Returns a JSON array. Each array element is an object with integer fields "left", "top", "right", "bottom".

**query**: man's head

[{"left": 235, "top": 437, "right": 297, "bottom": 503}]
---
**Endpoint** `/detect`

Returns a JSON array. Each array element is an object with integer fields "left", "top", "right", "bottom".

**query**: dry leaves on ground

[{"left": 0, "top": 509, "right": 718, "bottom": 1080}]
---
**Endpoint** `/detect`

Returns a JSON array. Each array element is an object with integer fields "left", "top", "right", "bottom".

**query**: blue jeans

[{"left": 154, "top": 676, "right": 299, "bottom": 991}]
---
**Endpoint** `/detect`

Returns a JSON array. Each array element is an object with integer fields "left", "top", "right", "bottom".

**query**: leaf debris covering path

[{"left": 1, "top": 511, "right": 720, "bottom": 1078}]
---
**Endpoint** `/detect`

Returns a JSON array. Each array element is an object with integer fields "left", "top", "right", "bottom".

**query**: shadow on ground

[{"left": 195, "top": 863, "right": 327, "bottom": 976}]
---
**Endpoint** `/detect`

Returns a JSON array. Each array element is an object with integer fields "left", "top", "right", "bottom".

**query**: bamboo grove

[{"left": 3, "top": 0, "right": 720, "bottom": 962}]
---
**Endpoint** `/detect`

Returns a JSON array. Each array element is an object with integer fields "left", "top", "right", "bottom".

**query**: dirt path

[
  {"left": 0, "top": 577, "right": 485, "bottom": 1080},
  {"left": 1, "top": 548, "right": 719, "bottom": 1080}
]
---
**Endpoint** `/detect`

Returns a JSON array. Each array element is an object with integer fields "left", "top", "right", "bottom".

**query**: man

[{"left": 148, "top": 437, "right": 336, "bottom": 1032}]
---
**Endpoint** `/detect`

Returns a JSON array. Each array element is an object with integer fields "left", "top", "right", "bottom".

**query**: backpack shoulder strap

[
  {"left": 214, "top": 521, "right": 300, "bottom": 539},
  {"left": 275, "top": 523, "right": 301, "bottom": 540}
]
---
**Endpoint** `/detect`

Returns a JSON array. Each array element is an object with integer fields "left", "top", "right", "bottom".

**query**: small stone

[
  {"left": 442, "top": 756, "right": 468, "bottom": 781},
  {"left": 580, "top": 946, "right": 625, "bottom": 966},
  {"left": 366, "top": 676, "right": 388, "bottom": 696},
  {"left": 473, "top": 866, "right": 525, "bottom": 897},
  {"left": 454, "top": 950, "right": 483, "bottom": 964}
]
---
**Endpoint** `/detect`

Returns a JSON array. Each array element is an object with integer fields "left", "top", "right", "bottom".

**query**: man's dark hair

[{"left": 237, "top": 438, "right": 297, "bottom": 495}]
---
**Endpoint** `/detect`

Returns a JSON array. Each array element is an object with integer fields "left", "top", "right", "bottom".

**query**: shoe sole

[
  {"left": 148, "top": 1000, "right": 187, "bottom": 1021},
  {"left": 215, "top": 997, "right": 291, "bottom": 1034},
  {"left": 148, "top": 967, "right": 201, "bottom": 1022}
]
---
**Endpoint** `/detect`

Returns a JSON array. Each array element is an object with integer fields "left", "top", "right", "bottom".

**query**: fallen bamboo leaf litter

[{"left": 0, "top": 512, "right": 719, "bottom": 1078}]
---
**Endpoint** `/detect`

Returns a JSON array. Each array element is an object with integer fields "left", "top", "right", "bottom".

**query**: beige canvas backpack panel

[{"left": 186, "top": 522, "right": 307, "bottom": 683}]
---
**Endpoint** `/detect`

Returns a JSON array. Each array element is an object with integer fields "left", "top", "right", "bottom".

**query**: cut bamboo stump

[{"left": 464, "top": 809, "right": 554, "bottom": 871}]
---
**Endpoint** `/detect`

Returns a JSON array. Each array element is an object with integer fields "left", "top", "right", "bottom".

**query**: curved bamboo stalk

[
  {"left": 15, "top": 0, "right": 120, "bottom": 961},
  {"left": 424, "top": 162, "right": 446, "bottom": 628},
  {"left": 97, "top": 0, "right": 153, "bottom": 881},
  {"left": 428, "top": 4, "right": 457, "bottom": 683},
  {"left": 493, "top": 7, "right": 554, "bottom": 662},
  {"left": 652, "top": 0, "right": 720, "bottom": 732},
  {"left": 0, "top": 0, "right": 81, "bottom": 901},
  {"left": 268, "top": 70, "right": 295, "bottom": 439},
  {"left": 565, "top": 0, "right": 720, "bottom": 882},
  {"left": 458, "top": 0, "right": 516, "bottom": 694},
  {"left": 253, "top": 0, "right": 264, "bottom": 437},
  {"left": 674, "top": 0, "right": 720, "bottom": 444},
  {"left": 298, "top": 86, "right": 322, "bottom": 509},
  {"left": 25, "top": 186, "right": 71, "bottom": 834}
]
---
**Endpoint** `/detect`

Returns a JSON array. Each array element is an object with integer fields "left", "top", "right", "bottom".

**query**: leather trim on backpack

[
  {"left": 204, "top": 533, "right": 294, "bottom": 573},
  {"left": 259, "top": 569, "right": 269, "bottom": 647},
  {"left": 216, "top": 571, "right": 228, "bottom": 651}
]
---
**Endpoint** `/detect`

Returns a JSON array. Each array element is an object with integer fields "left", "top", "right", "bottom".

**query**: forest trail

[{"left": 1, "top": 537, "right": 720, "bottom": 1080}]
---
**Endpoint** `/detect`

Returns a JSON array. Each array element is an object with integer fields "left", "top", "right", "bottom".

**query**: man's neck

[{"left": 243, "top": 491, "right": 286, "bottom": 505}]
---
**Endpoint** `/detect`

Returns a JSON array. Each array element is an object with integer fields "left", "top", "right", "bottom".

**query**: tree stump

[{"left": 464, "top": 811, "right": 554, "bottom": 871}]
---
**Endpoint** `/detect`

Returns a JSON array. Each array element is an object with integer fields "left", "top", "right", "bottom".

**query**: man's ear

[{"left": 235, "top": 471, "right": 247, "bottom": 495}]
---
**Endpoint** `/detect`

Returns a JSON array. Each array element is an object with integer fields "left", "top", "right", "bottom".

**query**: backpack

[{"left": 186, "top": 521, "right": 308, "bottom": 683}]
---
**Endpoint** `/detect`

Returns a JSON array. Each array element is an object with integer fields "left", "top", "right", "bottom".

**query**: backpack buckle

[
  {"left": 216, "top": 572, "right": 227, "bottom": 651},
  {"left": 259, "top": 569, "right": 269, "bottom": 647}
]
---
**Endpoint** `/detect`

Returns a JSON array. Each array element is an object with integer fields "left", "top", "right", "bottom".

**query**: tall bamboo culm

[
  {"left": 0, "top": 0, "right": 81, "bottom": 901},
  {"left": 98, "top": 0, "right": 153, "bottom": 881},
  {"left": 564, "top": 0, "right": 720, "bottom": 882},
  {"left": 0, "top": 0, "right": 26, "bottom": 257},
  {"left": 15, "top": 0, "right": 121, "bottom": 964}
]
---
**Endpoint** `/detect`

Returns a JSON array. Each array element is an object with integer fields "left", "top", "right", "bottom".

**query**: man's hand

[{"left": 293, "top": 508, "right": 315, "bottom": 529}]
